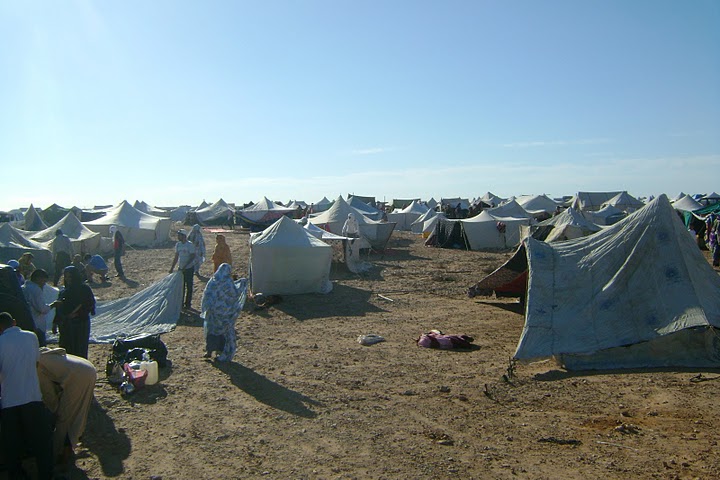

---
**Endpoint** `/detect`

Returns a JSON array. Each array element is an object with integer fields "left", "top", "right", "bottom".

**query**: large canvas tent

[
  {"left": 672, "top": 194, "right": 702, "bottom": 213},
  {"left": 309, "top": 196, "right": 396, "bottom": 250},
  {"left": 469, "top": 195, "right": 720, "bottom": 370},
  {"left": 582, "top": 203, "right": 626, "bottom": 225},
  {"left": 250, "top": 216, "right": 333, "bottom": 295},
  {"left": 0, "top": 223, "right": 53, "bottom": 271},
  {"left": 347, "top": 196, "right": 384, "bottom": 221},
  {"left": 487, "top": 199, "right": 533, "bottom": 219},
  {"left": 602, "top": 191, "right": 644, "bottom": 213},
  {"left": 516, "top": 194, "right": 560, "bottom": 218},
  {"left": 84, "top": 201, "right": 172, "bottom": 247},
  {"left": 134, "top": 200, "right": 170, "bottom": 218},
  {"left": 461, "top": 211, "right": 531, "bottom": 250},
  {"left": 570, "top": 191, "right": 624, "bottom": 212},
  {"left": 39, "top": 204, "right": 82, "bottom": 226},
  {"left": 30, "top": 212, "right": 103, "bottom": 255}
]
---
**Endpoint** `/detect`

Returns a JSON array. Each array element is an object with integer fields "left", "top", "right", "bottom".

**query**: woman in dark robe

[{"left": 53, "top": 266, "right": 95, "bottom": 358}]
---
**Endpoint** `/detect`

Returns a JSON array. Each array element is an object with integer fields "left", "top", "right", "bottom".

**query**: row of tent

[{"left": 468, "top": 194, "right": 720, "bottom": 370}]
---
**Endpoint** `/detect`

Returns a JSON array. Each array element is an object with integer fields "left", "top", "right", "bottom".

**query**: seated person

[{"left": 83, "top": 254, "right": 109, "bottom": 283}]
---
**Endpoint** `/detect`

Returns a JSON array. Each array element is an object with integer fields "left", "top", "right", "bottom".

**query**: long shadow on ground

[
  {"left": 81, "top": 398, "right": 131, "bottom": 477},
  {"left": 212, "top": 362, "right": 321, "bottom": 418},
  {"left": 266, "top": 284, "right": 388, "bottom": 321},
  {"left": 535, "top": 367, "right": 720, "bottom": 382}
]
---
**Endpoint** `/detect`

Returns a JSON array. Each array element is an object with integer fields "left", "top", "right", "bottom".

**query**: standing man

[
  {"left": 22, "top": 269, "right": 57, "bottom": 340},
  {"left": 109, "top": 225, "right": 125, "bottom": 279},
  {"left": 51, "top": 229, "right": 73, "bottom": 286},
  {"left": 0, "top": 312, "right": 54, "bottom": 480},
  {"left": 170, "top": 229, "right": 196, "bottom": 311}
]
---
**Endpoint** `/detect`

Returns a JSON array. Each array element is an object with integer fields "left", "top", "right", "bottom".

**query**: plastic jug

[{"left": 139, "top": 360, "right": 159, "bottom": 385}]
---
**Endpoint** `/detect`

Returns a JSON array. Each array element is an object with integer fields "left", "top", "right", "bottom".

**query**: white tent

[
  {"left": 479, "top": 192, "right": 506, "bottom": 207},
  {"left": 23, "top": 204, "right": 48, "bottom": 231},
  {"left": 672, "top": 194, "right": 703, "bottom": 213},
  {"left": 570, "top": 191, "right": 624, "bottom": 212},
  {"left": 309, "top": 196, "right": 396, "bottom": 250},
  {"left": 583, "top": 204, "right": 626, "bottom": 226},
  {"left": 529, "top": 207, "right": 602, "bottom": 242},
  {"left": 347, "top": 196, "right": 384, "bottom": 220},
  {"left": 304, "top": 222, "right": 349, "bottom": 241},
  {"left": 461, "top": 211, "right": 530, "bottom": 250},
  {"left": 311, "top": 197, "right": 333, "bottom": 213},
  {"left": 133, "top": 200, "right": 170, "bottom": 218},
  {"left": 516, "top": 194, "right": 560, "bottom": 217},
  {"left": 602, "top": 191, "right": 645, "bottom": 213},
  {"left": 84, "top": 201, "right": 172, "bottom": 247},
  {"left": 250, "top": 216, "right": 333, "bottom": 295},
  {"left": 487, "top": 199, "right": 533, "bottom": 219},
  {"left": 516, "top": 195, "right": 720, "bottom": 369},
  {"left": 30, "top": 212, "right": 103, "bottom": 255},
  {"left": 387, "top": 200, "right": 429, "bottom": 231},
  {"left": 410, "top": 209, "right": 438, "bottom": 234},
  {"left": 194, "top": 198, "right": 235, "bottom": 225},
  {"left": 0, "top": 223, "right": 53, "bottom": 271},
  {"left": 169, "top": 205, "right": 192, "bottom": 222},
  {"left": 237, "top": 197, "right": 295, "bottom": 228}
]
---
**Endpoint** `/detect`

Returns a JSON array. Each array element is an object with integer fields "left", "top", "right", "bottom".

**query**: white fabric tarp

[
  {"left": 516, "top": 194, "right": 720, "bottom": 368},
  {"left": 250, "top": 216, "right": 333, "bottom": 295},
  {"left": 84, "top": 201, "right": 172, "bottom": 247},
  {"left": 89, "top": 272, "right": 183, "bottom": 343}
]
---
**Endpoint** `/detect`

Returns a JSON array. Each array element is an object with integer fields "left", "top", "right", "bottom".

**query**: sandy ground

[{"left": 19, "top": 228, "right": 720, "bottom": 479}]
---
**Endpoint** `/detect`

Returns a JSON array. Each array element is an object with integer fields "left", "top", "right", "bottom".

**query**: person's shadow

[
  {"left": 212, "top": 361, "right": 321, "bottom": 418},
  {"left": 79, "top": 398, "right": 132, "bottom": 477}
]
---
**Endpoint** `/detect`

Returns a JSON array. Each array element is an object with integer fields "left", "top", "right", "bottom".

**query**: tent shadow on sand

[
  {"left": 268, "top": 284, "right": 388, "bottom": 321},
  {"left": 212, "top": 362, "right": 321, "bottom": 418},
  {"left": 81, "top": 399, "right": 131, "bottom": 477},
  {"left": 534, "top": 367, "right": 720, "bottom": 382},
  {"left": 472, "top": 300, "right": 525, "bottom": 315}
]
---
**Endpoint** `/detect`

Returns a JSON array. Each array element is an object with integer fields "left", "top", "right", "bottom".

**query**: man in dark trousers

[{"left": 170, "top": 229, "right": 196, "bottom": 311}]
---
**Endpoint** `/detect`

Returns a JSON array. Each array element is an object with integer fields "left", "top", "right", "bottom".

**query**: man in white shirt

[
  {"left": 0, "top": 312, "right": 54, "bottom": 479},
  {"left": 22, "top": 269, "right": 57, "bottom": 337},
  {"left": 170, "top": 229, "right": 196, "bottom": 311}
]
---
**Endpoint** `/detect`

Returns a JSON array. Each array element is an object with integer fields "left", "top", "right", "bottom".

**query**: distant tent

[
  {"left": 440, "top": 198, "right": 470, "bottom": 210},
  {"left": 425, "top": 219, "right": 466, "bottom": 249},
  {"left": 516, "top": 194, "right": 560, "bottom": 218},
  {"left": 24, "top": 204, "right": 48, "bottom": 231},
  {"left": 700, "top": 192, "right": 720, "bottom": 206},
  {"left": 197, "top": 200, "right": 210, "bottom": 210},
  {"left": 309, "top": 196, "right": 395, "bottom": 250},
  {"left": 30, "top": 212, "right": 102, "bottom": 255},
  {"left": 480, "top": 192, "right": 505, "bottom": 207},
  {"left": 169, "top": 205, "right": 192, "bottom": 222},
  {"left": 570, "top": 191, "right": 624, "bottom": 212},
  {"left": 250, "top": 216, "right": 332, "bottom": 295},
  {"left": 387, "top": 200, "right": 430, "bottom": 231},
  {"left": 310, "top": 197, "right": 333, "bottom": 213},
  {"left": 411, "top": 209, "right": 439, "bottom": 234},
  {"left": 426, "top": 198, "right": 438, "bottom": 210},
  {"left": 237, "top": 197, "right": 295, "bottom": 230},
  {"left": 391, "top": 198, "right": 420, "bottom": 210},
  {"left": 414, "top": 211, "right": 446, "bottom": 238},
  {"left": 461, "top": 211, "right": 531, "bottom": 250},
  {"left": 528, "top": 207, "right": 602, "bottom": 242},
  {"left": 191, "top": 199, "right": 235, "bottom": 226},
  {"left": 602, "top": 191, "right": 644, "bottom": 213},
  {"left": 583, "top": 204, "right": 626, "bottom": 226},
  {"left": 672, "top": 194, "right": 702, "bottom": 213},
  {"left": 40, "top": 204, "right": 81, "bottom": 226},
  {"left": 0, "top": 223, "right": 53, "bottom": 272},
  {"left": 133, "top": 200, "right": 170, "bottom": 218},
  {"left": 487, "top": 200, "right": 533, "bottom": 219},
  {"left": 84, "top": 201, "right": 172, "bottom": 247},
  {"left": 347, "top": 196, "right": 384, "bottom": 221},
  {"left": 469, "top": 195, "right": 720, "bottom": 370},
  {"left": 348, "top": 194, "right": 375, "bottom": 206}
]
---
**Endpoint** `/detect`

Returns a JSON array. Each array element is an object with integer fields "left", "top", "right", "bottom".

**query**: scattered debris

[
  {"left": 614, "top": 423, "right": 641, "bottom": 435},
  {"left": 377, "top": 294, "right": 394, "bottom": 302},
  {"left": 437, "top": 439, "right": 454, "bottom": 446},
  {"left": 690, "top": 373, "right": 720, "bottom": 383},
  {"left": 357, "top": 334, "right": 385, "bottom": 346},
  {"left": 537, "top": 437, "right": 582, "bottom": 446}
]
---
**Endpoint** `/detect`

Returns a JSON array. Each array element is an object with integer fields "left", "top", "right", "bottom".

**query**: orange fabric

[{"left": 211, "top": 235, "right": 232, "bottom": 272}]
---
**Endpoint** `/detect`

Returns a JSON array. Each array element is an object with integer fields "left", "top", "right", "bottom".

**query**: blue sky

[{"left": 1, "top": 0, "right": 718, "bottom": 210}]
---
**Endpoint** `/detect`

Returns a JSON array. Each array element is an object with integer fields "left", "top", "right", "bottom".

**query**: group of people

[{"left": 705, "top": 213, "right": 720, "bottom": 267}]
